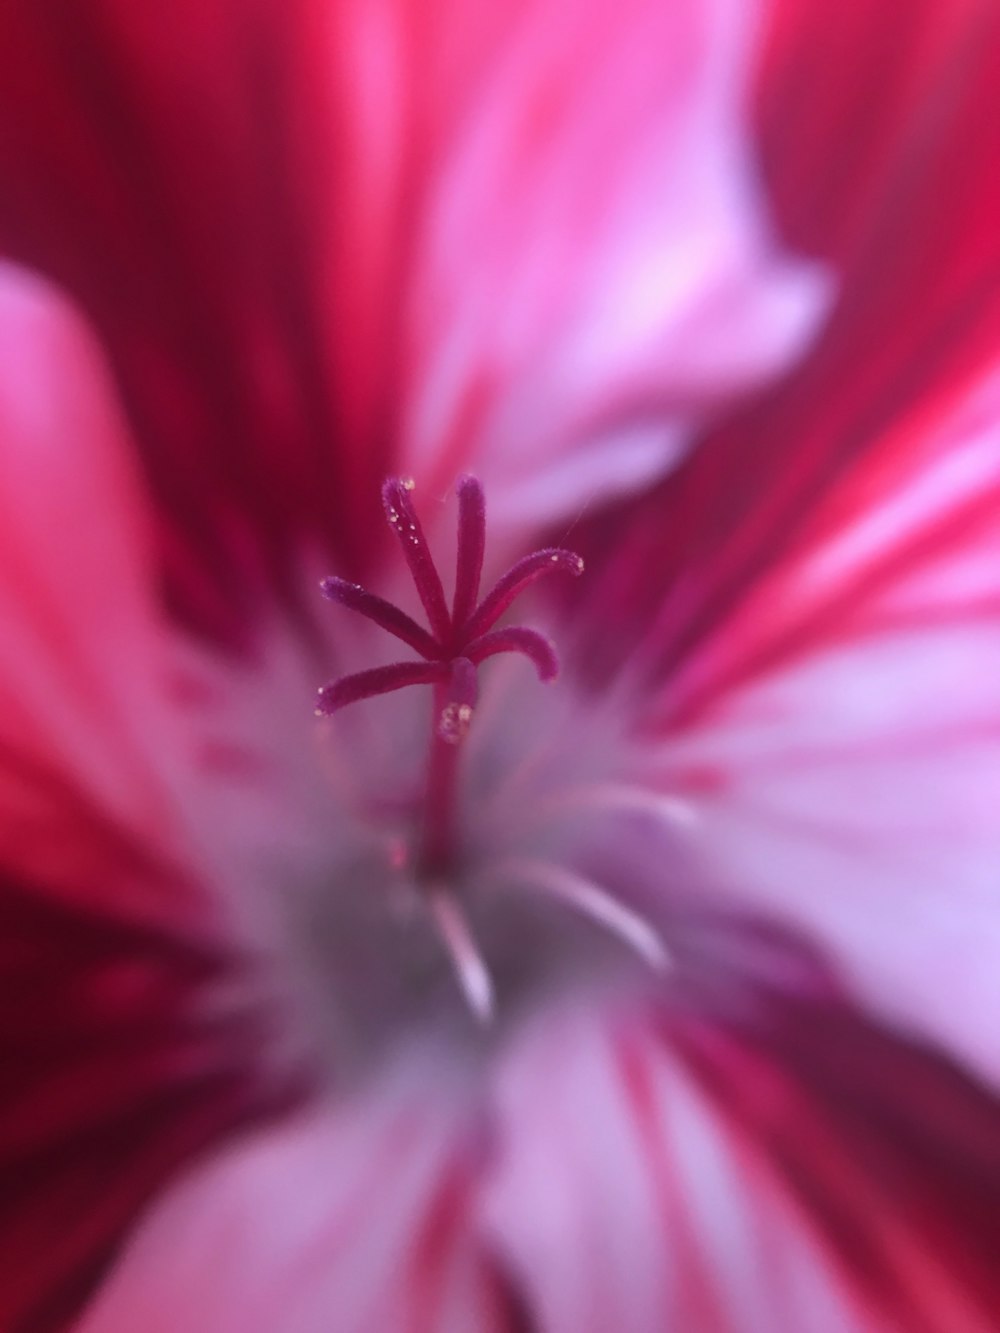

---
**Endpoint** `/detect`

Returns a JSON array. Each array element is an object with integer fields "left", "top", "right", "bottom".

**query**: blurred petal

[
  {"left": 570, "top": 0, "right": 1000, "bottom": 687},
  {"left": 0, "top": 878, "right": 298, "bottom": 1333},
  {"left": 78, "top": 1067, "right": 514, "bottom": 1333},
  {"left": 759, "top": 0, "right": 1000, "bottom": 279},
  {"left": 395, "top": 0, "right": 830, "bottom": 523},
  {"left": 0, "top": 0, "right": 364, "bottom": 642},
  {"left": 481, "top": 995, "right": 1000, "bottom": 1332},
  {"left": 0, "top": 266, "right": 302, "bottom": 1332},
  {"left": 0, "top": 262, "right": 190, "bottom": 906},
  {"left": 0, "top": 0, "right": 828, "bottom": 642},
  {"left": 641, "top": 359, "right": 1000, "bottom": 1080}
]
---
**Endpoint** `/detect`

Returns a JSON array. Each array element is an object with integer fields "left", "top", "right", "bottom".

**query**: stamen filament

[
  {"left": 420, "top": 681, "right": 462, "bottom": 873},
  {"left": 491, "top": 857, "right": 669, "bottom": 971},
  {"left": 427, "top": 888, "right": 495, "bottom": 1023},
  {"left": 463, "top": 548, "right": 584, "bottom": 641}
]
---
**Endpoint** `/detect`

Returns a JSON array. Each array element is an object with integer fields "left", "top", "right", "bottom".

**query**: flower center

[{"left": 316, "top": 476, "right": 666, "bottom": 1025}]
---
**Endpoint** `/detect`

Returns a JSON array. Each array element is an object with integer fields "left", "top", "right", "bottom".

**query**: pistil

[
  {"left": 317, "top": 477, "right": 673, "bottom": 1022},
  {"left": 317, "top": 475, "right": 584, "bottom": 879}
]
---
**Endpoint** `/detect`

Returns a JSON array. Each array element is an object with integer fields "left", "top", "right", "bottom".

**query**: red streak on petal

[
  {"left": 0, "top": 875, "right": 307, "bottom": 1333},
  {"left": 664, "top": 991, "right": 1000, "bottom": 1331}
]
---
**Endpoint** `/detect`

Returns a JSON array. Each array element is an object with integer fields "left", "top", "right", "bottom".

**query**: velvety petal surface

[
  {"left": 0, "top": 0, "right": 828, "bottom": 643},
  {"left": 624, "top": 354, "right": 1000, "bottom": 1082},
  {"left": 570, "top": 0, "right": 1000, "bottom": 669},
  {"left": 77, "top": 1065, "right": 516, "bottom": 1333},
  {"left": 559, "top": 2, "right": 1000, "bottom": 1080},
  {"left": 482, "top": 990, "right": 1000, "bottom": 1332},
  {"left": 0, "top": 268, "right": 301, "bottom": 1333},
  {"left": 0, "top": 0, "right": 374, "bottom": 644},
  {"left": 0, "top": 262, "right": 196, "bottom": 912},
  {"left": 386, "top": 0, "right": 829, "bottom": 524}
]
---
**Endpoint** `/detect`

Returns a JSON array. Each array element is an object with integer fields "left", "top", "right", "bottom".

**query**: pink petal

[
  {"left": 0, "top": 0, "right": 829, "bottom": 639},
  {"left": 568, "top": 0, "right": 1000, "bottom": 681},
  {"left": 395, "top": 0, "right": 830, "bottom": 523},
  {"left": 0, "top": 266, "right": 301, "bottom": 1332},
  {"left": 759, "top": 0, "right": 1000, "bottom": 285},
  {"left": 641, "top": 359, "right": 1000, "bottom": 1081},
  {"left": 481, "top": 995, "right": 1000, "bottom": 1332},
  {"left": 0, "top": 880, "right": 301, "bottom": 1333},
  {"left": 0, "top": 258, "right": 340, "bottom": 924},
  {"left": 0, "top": 2, "right": 377, "bottom": 644},
  {"left": 0, "top": 262, "right": 190, "bottom": 906},
  {"left": 78, "top": 1064, "right": 513, "bottom": 1333}
]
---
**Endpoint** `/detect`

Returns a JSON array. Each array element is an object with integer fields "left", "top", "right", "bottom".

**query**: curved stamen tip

[
  {"left": 463, "top": 546, "right": 585, "bottom": 642},
  {"left": 381, "top": 475, "right": 416, "bottom": 517},
  {"left": 466, "top": 625, "right": 560, "bottom": 681}
]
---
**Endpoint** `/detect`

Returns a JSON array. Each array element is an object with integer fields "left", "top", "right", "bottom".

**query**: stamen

[
  {"left": 319, "top": 577, "right": 441, "bottom": 660},
  {"left": 463, "top": 548, "right": 584, "bottom": 641},
  {"left": 466, "top": 625, "right": 559, "bottom": 681},
  {"left": 427, "top": 888, "right": 495, "bottom": 1023},
  {"left": 382, "top": 478, "right": 452, "bottom": 643},
  {"left": 316, "top": 660, "right": 449, "bottom": 715},
  {"left": 451, "top": 475, "right": 487, "bottom": 632},
  {"left": 491, "top": 857, "right": 669, "bottom": 972}
]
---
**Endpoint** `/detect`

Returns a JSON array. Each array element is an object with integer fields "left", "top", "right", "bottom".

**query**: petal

[
  {"left": 0, "top": 266, "right": 302, "bottom": 1331},
  {"left": 481, "top": 993, "right": 1000, "bottom": 1332},
  {"left": 639, "top": 359, "right": 1000, "bottom": 1080},
  {"left": 0, "top": 0, "right": 829, "bottom": 644},
  {"left": 0, "top": 879, "right": 299, "bottom": 1333},
  {"left": 396, "top": 0, "right": 830, "bottom": 524},
  {"left": 78, "top": 1064, "right": 515, "bottom": 1333},
  {"left": 0, "top": 262, "right": 189, "bottom": 907},
  {"left": 568, "top": 1, "right": 1000, "bottom": 683},
  {"left": 758, "top": 0, "right": 1000, "bottom": 273},
  {"left": 0, "top": 1, "right": 367, "bottom": 644}
]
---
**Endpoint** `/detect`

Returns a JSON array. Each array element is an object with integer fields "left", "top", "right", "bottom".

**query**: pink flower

[{"left": 1, "top": 1, "right": 999, "bottom": 1330}]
